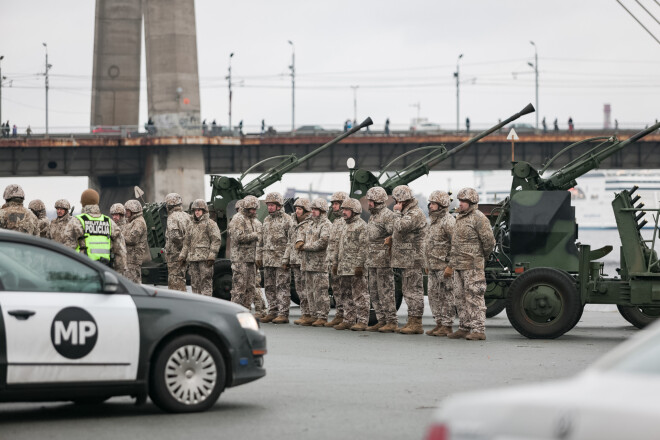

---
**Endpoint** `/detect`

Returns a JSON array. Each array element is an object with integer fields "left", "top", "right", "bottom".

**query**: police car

[{"left": 0, "top": 229, "right": 266, "bottom": 413}]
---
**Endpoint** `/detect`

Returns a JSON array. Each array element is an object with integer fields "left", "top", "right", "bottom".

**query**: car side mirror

[{"left": 103, "top": 271, "right": 119, "bottom": 294}]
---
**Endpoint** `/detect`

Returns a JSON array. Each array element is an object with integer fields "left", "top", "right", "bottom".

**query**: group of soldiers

[
  {"left": 228, "top": 184, "right": 495, "bottom": 340},
  {"left": 0, "top": 180, "right": 496, "bottom": 340}
]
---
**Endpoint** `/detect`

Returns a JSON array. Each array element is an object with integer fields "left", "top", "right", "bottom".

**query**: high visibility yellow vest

[{"left": 75, "top": 213, "right": 112, "bottom": 261}]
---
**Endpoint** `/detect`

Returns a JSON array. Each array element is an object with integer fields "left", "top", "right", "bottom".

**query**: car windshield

[{"left": 602, "top": 329, "right": 660, "bottom": 376}]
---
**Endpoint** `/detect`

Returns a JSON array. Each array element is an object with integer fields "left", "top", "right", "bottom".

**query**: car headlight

[{"left": 236, "top": 312, "right": 259, "bottom": 331}]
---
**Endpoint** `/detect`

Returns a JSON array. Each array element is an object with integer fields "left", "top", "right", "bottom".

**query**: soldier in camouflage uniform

[
  {"left": 258, "top": 192, "right": 294, "bottom": 323},
  {"left": 447, "top": 188, "right": 496, "bottom": 341},
  {"left": 109, "top": 203, "right": 126, "bottom": 232},
  {"left": 164, "top": 193, "right": 192, "bottom": 292},
  {"left": 178, "top": 199, "right": 221, "bottom": 296},
  {"left": 425, "top": 190, "right": 456, "bottom": 337},
  {"left": 364, "top": 187, "right": 399, "bottom": 333},
  {"left": 65, "top": 189, "right": 126, "bottom": 273},
  {"left": 28, "top": 199, "right": 50, "bottom": 238},
  {"left": 297, "top": 198, "right": 332, "bottom": 326},
  {"left": 49, "top": 199, "right": 73, "bottom": 245},
  {"left": 228, "top": 195, "right": 262, "bottom": 310},
  {"left": 332, "top": 198, "right": 370, "bottom": 331},
  {"left": 391, "top": 185, "right": 427, "bottom": 335},
  {"left": 123, "top": 199, "right": 148, "bottom": 283},
  {"left": 324, "top": 191, "right": 350, "bottom": 327},
  {"left": 283, "top": 198, "right": 313, "bottom": 325},
  {"left": 0, "top": 185, "right": 39, "bottom": 235}
]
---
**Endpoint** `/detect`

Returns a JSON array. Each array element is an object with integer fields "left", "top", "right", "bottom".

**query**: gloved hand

[
  {"left": 295, "top": 241, "right": 305, "bottom": 251},
  {"left": 423, "top": 267, "right": 429, "bottom": 275},
  {"left": 384, "top": 236, "right": 392, "bottom": 247},
  {"left": 443, "top": 267, "right": 453, "bottom": 279},
  {"left": 178, "top": 256, "right": 186, "bottom": 265},
  {"left": 255, "top": 259, "right": 263, "bottom": 269},
  {"left": 281, "top": 263, "right": 290, "bottom": 271},
  {"left": 332, "top": 264, "right": 338, "bottom": 276},
  {"left": 354, "top": 267, "right": 364, "bottom": 277},
  {"left": 206, "top": 259, "right": 215, "bottom": 268}
]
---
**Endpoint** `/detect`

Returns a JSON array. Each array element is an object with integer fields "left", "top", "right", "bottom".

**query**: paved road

[{"left": 0, "top": 301, "right": 638, "bottom": 439}]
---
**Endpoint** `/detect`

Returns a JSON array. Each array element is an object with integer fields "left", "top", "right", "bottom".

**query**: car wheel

[
  {"left": 149, "top": 335, "right": 226, "bottom": 413},
  {"left": 506, "top": 268, "right": 582, "bottom": 339},
  {"left": 617, "top": 305, "right": 660, "bottom": 329},
  {"left": 486, "top": 298, "right": 507, "bottom": 318}
]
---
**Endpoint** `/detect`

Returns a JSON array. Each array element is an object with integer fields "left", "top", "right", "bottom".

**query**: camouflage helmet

[
  {"left": 341, "top": 197, "right": 362, "bottom": 214},
  {"left": 330, "top": 191, "right": 348, "bottom": 203},
  {"left": 311, "top": 198, "right": 329, "bottom": 212},
  {"left": 109, "top": 203, "right": 125, "bottom": 215},
  {"left": 235, "top": 199, "right": 244, "bottom": 211},
  {"left": 457, "top": 187, "right": 479, "bottom": 204},
  {"left": 3, "top": 184, "right": 25, "bottom": 200},
  {"left": 428, "top": 191, "right": 451, "bottom": 208},
  {"left": 392, "top": 185, "right": 413, "bottom": 202},
  {"left": 242, "top": 195, "right": 260, "bottom": 210},
  {"left": 366, "top": 186, "right": 388, "bottom": 204},
  {"left": 28, "top": 199, "right": 46, "bottom": 212},
  {"left": 165, "top": 192, "right": 183, "bottom": 207},
  {"left": 191, "top": 199, "right": 208, "bottom": 211},
  {"left": 55, "top": 199, "right": 71, "bottom": 211},
  {"left": 293, "top": 197, "right": 311, "bottom": 212},
  {"left": 124, "top": 199, "right": 143, "bottom": 214},
  {"left": 265, "top": 192, "right": 284, "bottom": 206}
]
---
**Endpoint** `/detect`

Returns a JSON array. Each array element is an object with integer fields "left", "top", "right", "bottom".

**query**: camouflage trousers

[
  {"left": 291, "top": 265, "right": 310, "bottom": 316},
  {"left": 167, "top": 259, "right": 187, "bottom": 292},
  {"left": 253, "top": 268, "right": 266, "bottom": 314},
  {"left": 304, "top": 271, "right": 330, "bottom": 319},
  {"left": 125, "top": 264, "right": 142, "bottom": 284},
  {"left": 264, "top": 266, "right": 291, "bottom": 317},
  {"left": 428, "top": 269, "right": 456, "bottom": 327},
  {"left": 400, "top": 268, "right": 424, "bottom": 317},
  {"left": 231, "top": 262, "right": 255, "bottom": 308},
  {"left": 339, "top": 274, "right": 370, "bottom": 325},
  {"left": 329, "top": 272, "right": 347, "bottom": 319},
  {"left": 189, "top": 261, "right": 214, "bottom": 296},
  {"left": 453, "top": 269, "right": 486, "bottom": 333},
  {"left": 368, "top": 267, "right": 397, "bottom": 324}
]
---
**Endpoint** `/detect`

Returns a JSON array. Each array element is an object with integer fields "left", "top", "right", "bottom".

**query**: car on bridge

[{"left": 0, "top": 229, "right": 266, "bottom": 413}]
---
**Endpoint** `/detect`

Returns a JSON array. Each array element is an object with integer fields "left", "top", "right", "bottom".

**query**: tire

[
  {"left": 290, "top": 289, "right": 300, "bottom": 305},
  {"left": 486, "top": 299, "right": 507, "bottom": 318},
  {"left": 149, "top": 335, "right": 226, "bottom": 413},
  {"left": 617, "top": 305, "right": 660, "bottom": 329},
  {"left": 506, "top": 268, "right": 582, "bottom": 339}
]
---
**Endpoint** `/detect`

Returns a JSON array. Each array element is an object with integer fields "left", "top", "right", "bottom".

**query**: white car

[{"left": 426, "top": 320, "right": 660, "bottom": 440}]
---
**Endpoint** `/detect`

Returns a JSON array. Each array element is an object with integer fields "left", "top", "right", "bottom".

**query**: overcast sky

[{"left": 2, "top": 0, "right": 660, "bottom": 134}]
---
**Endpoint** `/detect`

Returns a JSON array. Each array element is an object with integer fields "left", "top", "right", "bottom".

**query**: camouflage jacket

[
  {"left": 325, "top": 215, "right": 346, "bottom": 268},
  {"left": 0, "top": 201, "right": 39, "bottom": 235},
  {"left": 35, "top": 212, "right": 51, "bottom": 239},
  {"left": 228, "top": 210, "right": 261, "bottom": 263},
  {"left": 49, "top": 214, "right": 73, "bottom": 245},
  {"left": 335, "top": 215, "right": 368, "bottom": 275},
  {"left": 65, "top": 205, "right": 127, "bottom": 272},
  {"left": 448, "top": 204, "right": 496, "bottom": 271},
  {"left": 179, "top": 212, "right": 222, "bottom": 262},
  {"left": 283, "top": 212, "right": 311, "bottom": 266},
  {"left": 114, "top": 218, "right": 126, "bottom": 234},
  {"left": 258, "top": 209, "right": 294, "bottom": 267},
  {"left": 391, "top": 198, "right": 427, "bottom": 269},
  {"left": 366, "top": 205, "right": 395, "bottom": 268},
  {"left": 123, "top": 212, "right": 148, "bottom": 266},
  {"left": 425, "top": 208, "right": 456, "bottom": 270},
  {"left": 299, "top": 214, "right": 331, "bottom": 272},
  {"left": 165, "top": 206, "right": 192, "bottom": 263}
]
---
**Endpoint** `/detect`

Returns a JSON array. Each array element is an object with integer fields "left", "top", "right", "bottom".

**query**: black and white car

[{"left": 0, "top": 229, "right": 266, "bottom": 413}]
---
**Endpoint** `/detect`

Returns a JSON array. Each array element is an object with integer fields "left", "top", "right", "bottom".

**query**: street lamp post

[
  {"left": 43, "top": 43, "right": 52, "bottom": 136},
  {"left": 351, "top": 85, "right": 358, "bottom": 124},
  {"left": 227, "top": 52, "right": 234, "bottom": 131},
  {"left": 288, "top": 40, "right": 295, "bottom": 133},
  {"left": 454, "top": 54, "right": 463, "bottom": 133},
  {"left": 529, "top": 41, "right": 538, "bottom": 130}
]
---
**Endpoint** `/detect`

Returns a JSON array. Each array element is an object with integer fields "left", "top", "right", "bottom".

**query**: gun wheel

[
  {"left": 506, "top": 268, "right": 582, "bottom": 339},
  {"left": 486, "top": 298, "right": 507, "bottom": 318},
  {"left": 617, "top": 305, "right": 660, "bottom": 329}
]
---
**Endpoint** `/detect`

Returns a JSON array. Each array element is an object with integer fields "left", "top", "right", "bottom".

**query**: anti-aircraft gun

[
  {"left": 348, "top": 103, "right": 536, "bottom": 199},
  {"left": 140, "top": 117, "right": 373, "bottom": 298},
  {"left": 485, "top": 120, "right": 660, "bottom": 339}
]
